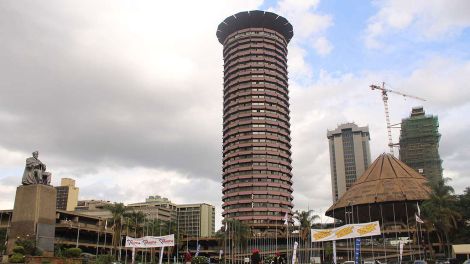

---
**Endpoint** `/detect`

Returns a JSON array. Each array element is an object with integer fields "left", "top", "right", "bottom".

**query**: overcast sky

[{"left": 1, "top": 0, "right": 469, "bottom": 228}]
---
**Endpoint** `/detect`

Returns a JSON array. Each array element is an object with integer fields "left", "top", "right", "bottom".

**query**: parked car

[
  {"left": 413, "top": 260, "right": 428, "bottom": 264},
  {"left": 461, "top": 260, "right": 470, "bottom": 264}
]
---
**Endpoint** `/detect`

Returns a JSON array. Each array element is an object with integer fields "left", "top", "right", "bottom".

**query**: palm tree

[
  {"left": 127, "top": 210, "right": 147, "bottom": 237},
  {"left": 293, "top": 210, "right": 319, "bottom": 240},
  {"left": 223, "top": 218, "right": 250, "bottom": 262},
  {"left": 103, "top": 203, "right": 128, "bottom": 257},
  {"left": 293, "top": 210, "right": 319, "bottom": 263},
  {"left": 421, "top": 178, "right": 461, "bottom": 257}
]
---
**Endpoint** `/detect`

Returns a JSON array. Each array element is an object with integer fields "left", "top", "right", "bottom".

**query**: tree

[
  {"left": 104, "top": 202, "right": 128, "bottom": 257},
  {"left": 452, "top": 187, "right": 470, "bottom": 243},
  {"left": 421, "top": 178, "right": 461, "bottom": 257},
  {"left": 293, "top": 210, "right": 319, "bottom": 240},
  {"left": 293, "top": 210, "right": 319, "bottom": 263},
  {"left": 126, "top": 210, "right": 147, "bottom": 237},
  {"left": 224, "top": 219, "right": 250, "bottom": 251}
]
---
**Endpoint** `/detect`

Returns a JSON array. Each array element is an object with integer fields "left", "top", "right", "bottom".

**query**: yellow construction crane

[{"left": 370, "top": 82, "right": 426, "bottom": 156}]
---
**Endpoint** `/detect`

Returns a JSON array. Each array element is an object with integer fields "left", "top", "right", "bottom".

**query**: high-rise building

[
  {"left": 177, "top": 203, "right": 215, "bottom": 238},
  {"left": 217, "top": 10, "right": 294, "bottom": 230},
  {"left": 399, "top": 107, "right": 443, "bottom": 184},
  {"left": 55, "top": 178, "right": 79, "bottom": 211},
  {"left": 127, "top": 195, "right": 177, "bottom": 223},
  {"left": 327, "top": 123, "right": 371, "bottom": 202}
]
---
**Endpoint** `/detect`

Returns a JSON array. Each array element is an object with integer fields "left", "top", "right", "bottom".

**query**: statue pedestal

[{"left": 7, "top": 185, "right": 56, "bottom": 256}]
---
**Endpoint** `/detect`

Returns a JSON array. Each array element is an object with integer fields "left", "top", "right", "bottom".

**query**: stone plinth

[{"left": 7, "top": 184, "right": 56, "bottom": 255}]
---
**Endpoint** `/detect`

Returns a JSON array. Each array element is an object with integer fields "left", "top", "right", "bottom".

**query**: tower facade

[
  {"left": 217, "top": 10, "right": 294, "bottom": 230},
  {"left": 327, "top": 123, "right": 371, "bottom": 202},
  {"left": 399, "top": 107, "right": 443, "bottom": 184}
]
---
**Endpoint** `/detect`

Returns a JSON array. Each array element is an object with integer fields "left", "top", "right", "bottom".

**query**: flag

[
  {"left": 283, "top": 212, "right": 289, "bottom": 225},
  {"left": 332, "top": 241, "right": 337, "bottom": 264},
  {"left": 415, "top": 214, "right": 424, "bottom": 224},
  {"left": 195, "top": 244, "right": 201, "bottom": 257},
  {"left": 399, "top": 241, "right": 404, "bottom": 262},
  {"left": 416, "top": 202, "right": 421, "bottom": 216}
]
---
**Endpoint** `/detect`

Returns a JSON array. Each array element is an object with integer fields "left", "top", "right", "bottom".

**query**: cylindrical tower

[{"left": 217, "top": 10, "right": 294, "bottom": 231}]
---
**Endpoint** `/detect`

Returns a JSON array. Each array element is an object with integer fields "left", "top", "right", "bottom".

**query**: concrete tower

[
  {"left": 217, "top": 10, "right": 294, "bottom": 231},
  {"left": 327, "top": 123, "right": 371, "bottom": 202}
]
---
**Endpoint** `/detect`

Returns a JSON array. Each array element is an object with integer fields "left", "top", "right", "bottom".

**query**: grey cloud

[{"left": 0, "top": 1, "right": 223, "bottom": 181}]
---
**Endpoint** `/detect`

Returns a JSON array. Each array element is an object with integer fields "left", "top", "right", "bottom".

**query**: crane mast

[{"left": 370, "top": 82, "right": 426, "bottom": 156}]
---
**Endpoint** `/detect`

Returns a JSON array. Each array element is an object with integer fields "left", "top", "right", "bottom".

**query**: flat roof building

[
  {"left": 127, "top": 195, "right": 177, "bottom": 223},
  {"left": 177, "top": 203, "right": 215, "bottom": 238},
  {"left": 327, "top": 123, "right": 371, "bottom": 202},
  {"left": 217, "top": 10, "right": 294, "bottom": 231},
  {"left": 74, "top": 199, "right": 113, "bottom": 219}
]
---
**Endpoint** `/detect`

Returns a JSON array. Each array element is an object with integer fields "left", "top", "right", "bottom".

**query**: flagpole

[
  {"left": 104, "top": 219, "right": 108, "bottom": 255},
  {"left": 287, "top": 221, "right": 289, "bottom": 264},
  {"left": 96, "top": 221, "right": 100, "bottom": 256}
]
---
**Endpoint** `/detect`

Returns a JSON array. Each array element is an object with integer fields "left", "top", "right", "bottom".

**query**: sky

[{"left": 1, "top": 0, "right": 469, "bottom": 229}]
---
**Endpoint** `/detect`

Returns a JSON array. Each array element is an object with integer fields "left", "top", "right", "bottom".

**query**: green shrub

[
  {"left": 191, "top": 256, "right": 209, "bottom": 264},
  {"left": 9, "top": 253, "right": 25, "bottom": 263},
  {"left": 96, "top": 254, "right": 114, "bottom": 264},
  {"left": 264, "top": 256, "right": 275, "bottom": 264},
  {"left": 42, "top": 261, "right": 52, "bottom": 264},
  {"left": 64, "top": 248, "right": 82, "bottom": 258},
  {"left": 33, "top": 247, "right": 43, "bottom": 256},
  {"left": 12, "top": 246, "right": 25, "bottom": 255},
  {"left": 15, "top": 238, "right": 35, "bottom": 255}
]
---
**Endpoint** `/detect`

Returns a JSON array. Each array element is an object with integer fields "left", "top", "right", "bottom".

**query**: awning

[{"left": 452, "top": 244, "right": 470, "bottom": 257}]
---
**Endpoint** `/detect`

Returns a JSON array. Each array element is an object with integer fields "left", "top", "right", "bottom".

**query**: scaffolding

[{"left": 399, "top": 107, "right": 443, "bottom": 184}]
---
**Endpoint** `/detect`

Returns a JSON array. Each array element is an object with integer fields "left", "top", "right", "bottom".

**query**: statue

[{"left": 22, "top": 151, "right": 51, "bottom": 185}]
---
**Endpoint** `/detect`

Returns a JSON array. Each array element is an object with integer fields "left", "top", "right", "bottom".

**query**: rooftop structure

[{"left": 326, "top": 153, "right": 431, "bottom": 222}]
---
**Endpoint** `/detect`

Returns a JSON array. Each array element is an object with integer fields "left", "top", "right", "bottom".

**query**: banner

[
  {"left": 125, "top": 234, "right": 175, "bottom": 248},
  {"left": 354, "top": 238, "right": 361, "bottom": 264},
  {"left": 311, "top": 221, "right": 381, "bottom": 242}
]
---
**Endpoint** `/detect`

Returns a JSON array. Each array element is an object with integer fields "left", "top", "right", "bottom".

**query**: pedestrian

[
  {"left": 184, "top": 251, "right": 192, "bottom": 264},
  {"left": 251, "top": 248, "right": 261, "bottom": 264},
  {"left": 273, "top": 252, "right": 285, "bottom": 264}
]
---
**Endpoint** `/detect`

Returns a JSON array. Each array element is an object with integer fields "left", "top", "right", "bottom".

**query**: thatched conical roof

[{"left": 326, "top": 153, "right": 431, "bottom": 216}]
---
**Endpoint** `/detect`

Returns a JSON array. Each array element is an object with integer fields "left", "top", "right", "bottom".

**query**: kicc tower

[{"left": 217, "top": 10, "right": 294, "bottom": 232}]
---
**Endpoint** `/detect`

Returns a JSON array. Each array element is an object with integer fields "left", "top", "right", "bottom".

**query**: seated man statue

[{"left": 22, "top": 151, "right": 52, "bottom": 185}]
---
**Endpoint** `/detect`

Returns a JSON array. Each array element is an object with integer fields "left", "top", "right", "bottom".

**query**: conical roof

[{"left": 326, "top": 153, "right": 431, "bottom": 215}]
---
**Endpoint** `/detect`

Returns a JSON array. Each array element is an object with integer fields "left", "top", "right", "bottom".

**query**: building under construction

[{"left": 399, "top": 107, "right": 443, "bottom": 184}]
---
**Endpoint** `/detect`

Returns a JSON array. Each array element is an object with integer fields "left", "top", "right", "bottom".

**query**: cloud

[
  {"left": 313, "top": 37, "right": 333, "bottom": 56},
  {"left": 0, "top": 0, "right": 468, "bottom": 231},
  {"left": 365, "top": 0, "right": 470, "bottom": 48},
  {"left": 0, "top": 0, "right": 264, "bottom": 227},
  {"left": 270, "top": 0, "right": 333, "bottom": 56}
]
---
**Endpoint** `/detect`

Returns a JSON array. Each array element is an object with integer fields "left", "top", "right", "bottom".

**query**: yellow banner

[{"left": 311, "top": 221, "right": 381, "bottom": 242}]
